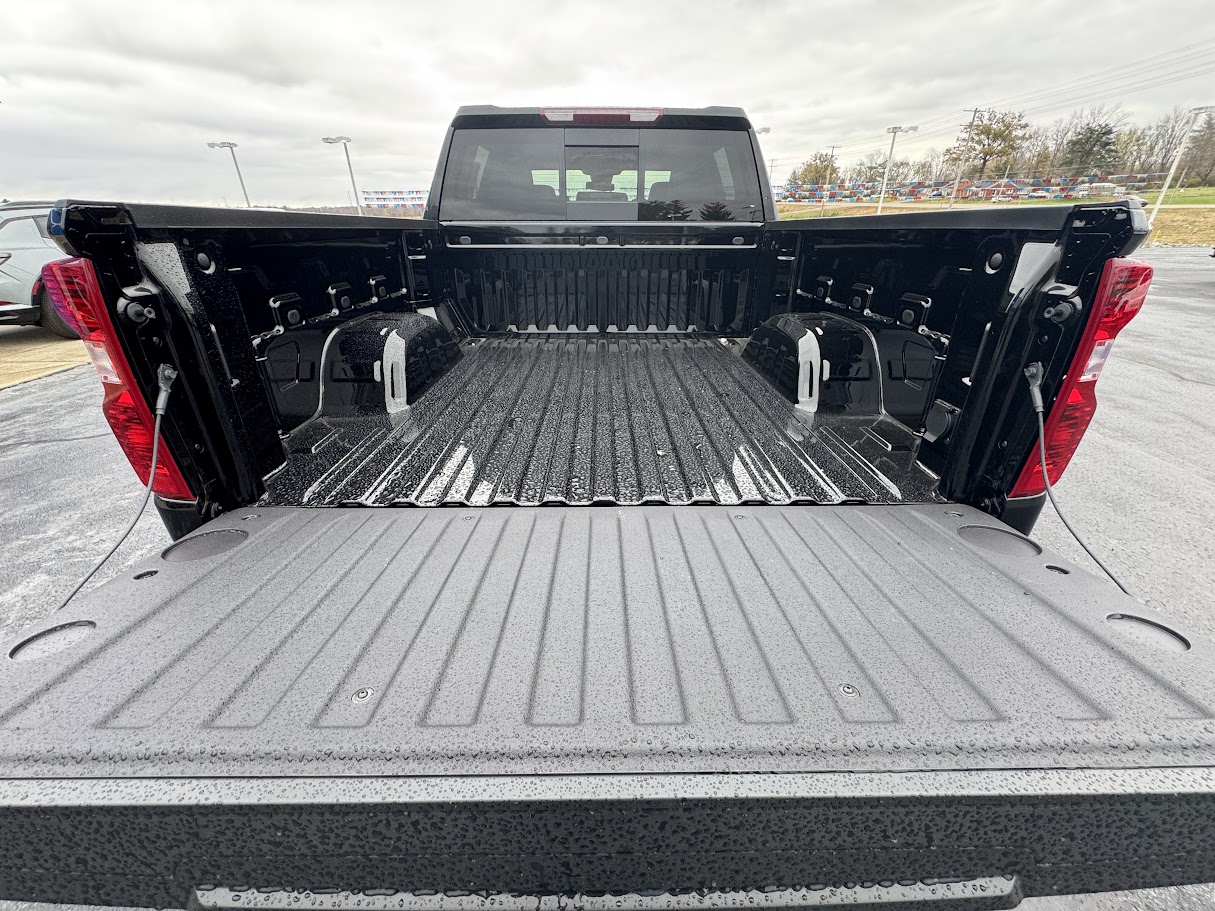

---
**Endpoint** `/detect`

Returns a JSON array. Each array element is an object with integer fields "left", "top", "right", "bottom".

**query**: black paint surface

[{"left": 264, "top": 335, "right": 939, "bottom": 507}]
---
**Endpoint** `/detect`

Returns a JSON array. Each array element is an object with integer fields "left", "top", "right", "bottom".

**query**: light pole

[
  {"left": 323, "top": 136, "right": 364, "bottom": 216},
  {"left": 877, "top": 125, "right": 917, "bottom": 215},
  {"left": 206, "top": 141, "right": 250, "bottom": 207},
  {"left": 948, "top": 108, "right": 987, "bottom": 209},
  {"left": 1148, "top": 105, "right": 1212, "bottom": 227},
  {"left": 756, "top": 127, "right": 776, "bottom": 184}
]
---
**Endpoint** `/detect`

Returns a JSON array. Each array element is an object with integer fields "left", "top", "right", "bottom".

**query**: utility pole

[
  {"left": 820, "top": 145, "right": 837, "bottom": 217},
  {"left": 1001, "top": 157, "right": 1014, "bottom": 199},
  {"left": 1149, "top": 105, "right": 1212, "bottom": 227},
  {"left": 206, "top": 141, "right": 250, "bottom": 207},
  {"left": 877, "top": 126, "right": 917, "bottom": 215},
  {"left": 947, "top": 108, "right": 987, "bottom": 209}
]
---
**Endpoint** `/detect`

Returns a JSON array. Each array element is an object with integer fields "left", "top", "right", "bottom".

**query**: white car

[{"left": 0, "top": 201, "right": 76, "bottom": 338}]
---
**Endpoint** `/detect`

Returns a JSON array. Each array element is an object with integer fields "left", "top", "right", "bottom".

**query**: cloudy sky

[{"left": 2, "top": 0, "right": 1212, "bottom": 207}]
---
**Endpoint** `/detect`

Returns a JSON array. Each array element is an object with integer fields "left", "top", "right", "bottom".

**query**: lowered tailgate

[{"left": 2, "top": 504, "right": 1214, "bottom": 908}]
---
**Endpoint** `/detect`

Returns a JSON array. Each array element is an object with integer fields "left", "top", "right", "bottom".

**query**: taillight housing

[
  {"left": 1010, "top": 257, "right": 1152, "bottom": 497},
  {"left": 540, "top": 107, "right": 663, "bottom": 124},
  {"left": 40, "top": 258, "right": 195, "bottom": 501}
]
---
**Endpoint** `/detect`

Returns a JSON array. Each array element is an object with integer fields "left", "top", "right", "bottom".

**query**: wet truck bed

[
  {"left": 4, "top": 504, "right": 1215, "bottom": 907},
  {"left": 264, "top": 335, "right": 941, "bottom": 507},
  {"left": 5, "top": 502, "right": 1213, "bottom": 780}
]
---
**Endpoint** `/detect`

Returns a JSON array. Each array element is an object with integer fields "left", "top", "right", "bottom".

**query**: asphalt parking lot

[{"left": 0, "top": 246, "right": 1211, "bottom": 911}]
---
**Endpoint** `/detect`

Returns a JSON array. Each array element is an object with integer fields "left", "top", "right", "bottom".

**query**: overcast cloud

[{"left": 1, "top": 0, "right": 1212, "bottom": 207}]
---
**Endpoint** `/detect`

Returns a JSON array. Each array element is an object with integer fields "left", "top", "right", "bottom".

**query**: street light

[
  {"left": 756, "top": 127, "right": 776, "bottom": 184},
  {"left": 323, "top": 136, "right": 364, "bottom": 216},
  {"left": 206, "top": 141, "right": 250, "bottom": 207},
  {"left": 1148, "top": 105, "right": 1212, "bottom": 227},
  {"left": 877, "top": 125, "right": 917, "bottom": 215}
]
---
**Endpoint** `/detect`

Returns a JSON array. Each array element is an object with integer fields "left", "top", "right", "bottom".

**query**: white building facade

[{"left": 361, "top": 189, "right": 429, "bottom": 211}]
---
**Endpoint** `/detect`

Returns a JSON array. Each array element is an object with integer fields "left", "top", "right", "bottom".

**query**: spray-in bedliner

[{"left": 263, "top": 334, "right": 941, "bottom": 507}]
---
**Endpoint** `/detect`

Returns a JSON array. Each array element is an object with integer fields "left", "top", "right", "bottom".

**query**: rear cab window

[{"left": 439, "top": 127, "right": 764, "bottom": 222}]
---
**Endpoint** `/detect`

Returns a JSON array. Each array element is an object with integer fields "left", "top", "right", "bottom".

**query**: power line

[
  {"left": 821, "top": 37, "right": 1215, "bottom": 159},
  {"left": 832, "top": 110, "right": 964, "bottom": 153},
  {"left": 980, "top": 39, "right": 1215, "bottom": 109},
  {"left": 830, "top": 56, "right": 1215, "bottom": 160},
  {"left": 1017, "top": 62, "right": 1215, "bottom": 118}
]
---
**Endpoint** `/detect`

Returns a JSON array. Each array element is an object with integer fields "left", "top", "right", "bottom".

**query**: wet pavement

[{"left": 0, "top": 246, "right": 1212, "bottom": 911}]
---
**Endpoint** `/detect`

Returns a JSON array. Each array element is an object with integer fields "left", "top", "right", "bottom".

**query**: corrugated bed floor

[{"left": 265, "top": 335, "right": 940, "bottom": 507}]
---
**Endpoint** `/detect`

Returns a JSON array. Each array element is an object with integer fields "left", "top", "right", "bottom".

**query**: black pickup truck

[{"left": 4, "top": 106, "right": 1214, "bottom": 911}]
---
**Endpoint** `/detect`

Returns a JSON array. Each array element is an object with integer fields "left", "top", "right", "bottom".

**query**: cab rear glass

[{"left": 438, "top": 128, "right": 764, "bottom": 222}]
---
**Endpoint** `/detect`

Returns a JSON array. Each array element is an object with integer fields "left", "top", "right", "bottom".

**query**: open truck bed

[
  {"left": 4, "top": 503, "right": 1215, "bottom": 908},
  {"left": 266, "top": 334, "right": 940, "bottom": 507},
  {"left": 9, "top": 141, "right": 1214, "bottom": 907}
]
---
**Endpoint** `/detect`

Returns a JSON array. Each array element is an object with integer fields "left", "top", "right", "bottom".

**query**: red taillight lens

[
  {"left": 1010, "top": 257, "right": 1152, "bottom": 497},
  {"left": 40, "top": 258, "right": 194, "bottom": 501},
  {"left": 540, "top": 107, "right": 663, "bottom": 124}
]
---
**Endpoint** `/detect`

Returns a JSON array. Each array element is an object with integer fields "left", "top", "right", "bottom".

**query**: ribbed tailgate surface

[{"left": 1, "top": 504, "right": 1212, "bottom": 778}]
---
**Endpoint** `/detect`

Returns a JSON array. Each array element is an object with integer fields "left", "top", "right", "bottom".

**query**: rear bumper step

[
  {"left": 191, "top": 879, "right": 1024, "bottom": 911},
  {"left": 4, "top": 770, "right": 1215, "bottom": 909}
]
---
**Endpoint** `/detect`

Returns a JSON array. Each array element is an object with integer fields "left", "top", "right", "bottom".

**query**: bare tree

[
  {"left": 1012, "top": 126, "right": 1052, "bottom": 178},
  {"left": 1046, "top": 112, "right": 1081, "bottom": 172},
  {"left": 1141, "top": 107, "right": 1193, "bottom": 173},
  {"left": 912, "top": 148, "right": 947, "bottom": 182},
  {"left": 1181, "top": 112, "right": 1215, "bottom": 186},
  {"left": 1114, "top": 126, "right": 1150, "bottom": 174},
  {"left": 787, "top": 104, "right": 1212, "bottom": 192},
  {"left": 1077, "top": 104, "right": 1130, "bottom": 132},
  {"left": 841, "top": 150, "right": 886, "bottom": 185},
  {"left": 888, "top": 158, "right": 915, "bottom": 184}
]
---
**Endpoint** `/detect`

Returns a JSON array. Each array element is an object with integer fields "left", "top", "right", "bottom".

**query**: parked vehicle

[
  {"left": 1121, "top": 193, "right": 1148, "bottom": 207},
  {"left": 1028, "top": 190, "right": 1051, "bottom": 200},
  {"left": 4, "top": 106, "right": 1213, "bottom": 911},
  {"left": 0, "top": 201, "right": 79, "bottom": 337},
  {"left": 1080, "top": 182, "right": 1121, "bottom": 198}
]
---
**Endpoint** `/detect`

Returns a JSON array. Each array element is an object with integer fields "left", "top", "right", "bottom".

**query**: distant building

[
  {"left": 361, "top": 189, "right": 429, "bottom": 211},
  {"left": 966, "top": 180, "right": 1020, "bottom": 199}
]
